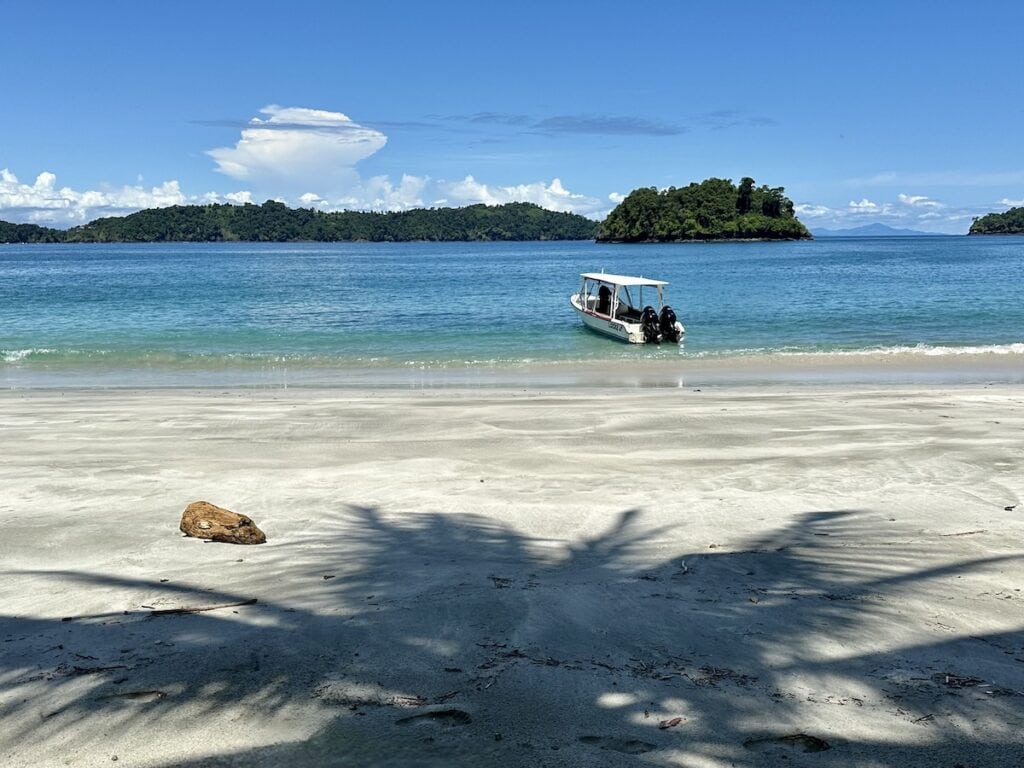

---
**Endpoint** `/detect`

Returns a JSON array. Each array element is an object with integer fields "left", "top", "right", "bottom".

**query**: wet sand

[
  {"left": 4, "top": 348, "right": 1024, "bottom": 391},
  {"left": 1, "top": 385, "right": 1023, "bottom": 766}
]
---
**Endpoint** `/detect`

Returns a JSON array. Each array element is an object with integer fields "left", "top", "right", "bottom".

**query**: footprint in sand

[
  {"left": 395, "top": 709, "right": 472, "bottom": 727},
  {"left": 743, "top": 733, "right": 831, "bottom": 753},
  {"left": 578, "top": 735, "right": 656, "bottom": 754}
]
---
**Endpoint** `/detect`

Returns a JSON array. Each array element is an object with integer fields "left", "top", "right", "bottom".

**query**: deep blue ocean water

[{"left": 2, "top": 237, "right": 1023, "bottom": 386}]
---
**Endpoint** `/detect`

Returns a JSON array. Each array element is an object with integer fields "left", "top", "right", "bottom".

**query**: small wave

[
  {"left": 813, "top": 343, "right": 1024, "bottom": 357},
  {"left": 2, "top": 348, "right": 57, "bottom": 363},
  {"left": 681, "top": 342, "right": 1024, "bottom": 359}
]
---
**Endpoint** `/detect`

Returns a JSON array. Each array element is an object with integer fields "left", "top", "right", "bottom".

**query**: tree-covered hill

[
  {"left": 969, "top": 206, "right": 1024, "bottom": 235},
  {"left": 0, "top": 220, "right": 64, "bottom": 243},
  {"left": 597, "top": 177, "right": 811, "bottom": 242},
  {"left": 0, "top": 201, "right": 598, "bottom": 243}
]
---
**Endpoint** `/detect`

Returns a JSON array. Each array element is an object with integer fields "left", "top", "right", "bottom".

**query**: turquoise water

[{"left": 2, "top": 237, "right": 1023, "bottom": 387}]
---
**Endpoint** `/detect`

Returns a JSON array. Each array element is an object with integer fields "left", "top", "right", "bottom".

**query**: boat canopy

[{"left": 579, "top": 272, "right": 668, "bottom": 287}]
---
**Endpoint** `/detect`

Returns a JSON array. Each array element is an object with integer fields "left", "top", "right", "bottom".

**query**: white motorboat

[{"left": 569, "top": 272, "right": 685, "bottom": 344}]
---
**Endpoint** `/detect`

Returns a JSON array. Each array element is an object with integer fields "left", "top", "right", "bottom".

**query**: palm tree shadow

[{"left": 2, "top": 506, "right": 1023, "bottom": 767}]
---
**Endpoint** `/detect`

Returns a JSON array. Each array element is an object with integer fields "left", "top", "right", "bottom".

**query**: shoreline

[
  {"left": 2, "top": 385, "right": 1023, "bottom": 766},
  {"left": 4, "top": 349, "right": 1024, "bottom": 390}
]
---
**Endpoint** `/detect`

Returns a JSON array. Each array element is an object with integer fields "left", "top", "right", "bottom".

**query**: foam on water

[{"left": 2, "top": 348, "right": 53, "bottom": 363}]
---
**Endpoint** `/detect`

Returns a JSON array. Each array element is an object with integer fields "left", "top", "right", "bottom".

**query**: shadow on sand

[{"left": 3, "top": 507, "right": 1024, "bottom": 766}]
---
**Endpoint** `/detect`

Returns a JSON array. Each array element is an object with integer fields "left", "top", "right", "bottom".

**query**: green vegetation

[
  {"left": 969, "top": 206, "right": 1024, "bottom": 235},
  {"left": 597, "top": 177, "right": 811, "bottom": 242},
  {"left": 0, "top": 201, "right": 598, "bottom": 243},
  {"left": 0, "top": 220, "right": 63, "bottom": 243}
]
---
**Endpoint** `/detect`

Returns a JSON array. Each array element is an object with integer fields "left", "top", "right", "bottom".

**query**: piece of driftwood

[
  {"left": 147, "top": 598, "right": 258, "bottom": 616},
  {"left": 180, "top": 501, "right": 266, "bottom": 544}
]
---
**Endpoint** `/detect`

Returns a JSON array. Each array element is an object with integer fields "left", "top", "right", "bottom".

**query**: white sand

[{"left": 1, "top": 385, "right": 1023, "bottom": 767}]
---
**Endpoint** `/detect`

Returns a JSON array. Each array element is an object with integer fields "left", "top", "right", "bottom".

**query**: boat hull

[{"left": 570, "top": 293, "right": 645, "bottom": 343}]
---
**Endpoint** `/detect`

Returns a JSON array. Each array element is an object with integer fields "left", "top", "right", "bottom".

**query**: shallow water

[{"left": 2, "top": 237, "right": 1022, "bottom": 387}]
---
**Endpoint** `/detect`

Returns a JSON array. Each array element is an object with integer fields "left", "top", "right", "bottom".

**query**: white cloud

[
  {"left": 797, "top": 193, "right": 1001, "bottom": 234},
  {"left": 0, "top": 168, "right": 193, "bottom": 225},
  {"left": 441, "top": 175, "right": 605, "bottom": 218},
  {"left": 897, "top": 193, "right": 943, "bottom": 208},
  {"left": 1000, "top": 197, "right": 1024, "bottom": 207},
  {"left": 207, "top": 105, "right": 386, "bottom": 195},
  {"left": 362, "top": 174, "right": 428, "bottom": 211},
  {"left": 608, "top": 192, "right": 626, "bottom": 204},
  {"left": 848, "top": 198, "right": 879, "bottom": 212},
  {"left": 225, "top": 190, "right": 253, "bottom": 204},
  {"left": 794, "top": 203, "right": 831, "bottom": 218},
  {"left": 4, "top": 105, "right": 619, "bottom": 225},
  {"left": 291, "top": 175, "right": 428, "bottom": 213},
  {"left": 0, "top": 167, "right": 261, "bottom": 225}
]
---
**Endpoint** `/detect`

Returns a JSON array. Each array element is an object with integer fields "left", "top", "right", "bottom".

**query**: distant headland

[
  {"left": 0, "top": 201, "right": 598, "bottom": 243},
  {"left": 813, "top": 223, "right": 939, "bottom": 237},
  {"left": 597, "top": 177, "right": 810, "bottom": 243},
  {"left": 968, "top": 206, "right": 1024, "bottom": 235}
]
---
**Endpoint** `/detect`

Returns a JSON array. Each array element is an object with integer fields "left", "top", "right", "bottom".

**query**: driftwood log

[{"left": 180, "top": 501, "right": 266, "bottom": 544}]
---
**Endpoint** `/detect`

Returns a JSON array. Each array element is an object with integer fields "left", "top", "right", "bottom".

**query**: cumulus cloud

[
  {"left": 897, "top": 193, "right": 943, "bottom": 208},
  {"left": 794, "top": 203, "right": 831, "bottom": 218},
  {"left": 279, "top": 172, "right": 603, "bottom": 217},
  {"left": 223, "top": 190, "right": 252, "bottom": 204},
  {"left": 848, "top": 198, "right": 880, "bottom": 212},
  {"left": 608, "top": 192, "right": 626, "bottom": 204},
  {"left": 3, "top": 105, "right": 619, "bottom": 225},
  {"left": 795, "top": 193, "right": 998, "bottom": 234},
  {"left": 291, "top": 174, "right": 428, "bottom": 213},
  {"left": 0, "top": 168, "right": 247, "bottom": 225},
  {"left": 1000, "top": 197, "right": 1024, "bottom": 207},
  {"left": 362, "top": 174, "right": 428, "bottom": 211},
  {"left": 440, "top": 175, "right": 606, "bottom": 218},
  {"left": 207, "top": 105, "right": 387, "bottom": 194}
]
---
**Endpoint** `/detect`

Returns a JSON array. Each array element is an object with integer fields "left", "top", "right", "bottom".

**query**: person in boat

[{"left": 596, "top": 284, "right": 612, "bottom": 315}]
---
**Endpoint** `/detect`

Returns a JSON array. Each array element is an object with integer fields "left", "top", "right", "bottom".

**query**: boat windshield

[{"left": 581, "top": 278, "right": 661, "bottom": 314}]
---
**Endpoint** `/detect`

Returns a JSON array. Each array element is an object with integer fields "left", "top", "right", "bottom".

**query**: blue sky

[{"left": 2, "top": 0, "right": 1022, "bottom": 233}]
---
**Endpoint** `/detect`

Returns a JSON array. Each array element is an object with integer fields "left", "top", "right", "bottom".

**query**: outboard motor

[
  {"left": 640, "top": 305, "right": 663, "bottom": 343},
  {"left": 659, "top": 306, "right": 682, "bottom": 343}
]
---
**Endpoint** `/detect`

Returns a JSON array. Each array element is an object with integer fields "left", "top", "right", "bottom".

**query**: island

[
  {"left": 968, "top": 206, "right": 1024, "bottom": 235},
  {"left": 0, "top": 201, "right": 598, "bottom": 243},
  {"left": 597, "top": 177, "right": 810, "bottom": 242}
]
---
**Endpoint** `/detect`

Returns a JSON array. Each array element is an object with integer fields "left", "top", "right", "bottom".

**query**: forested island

[
  {"left": 0, "top": 201, "right": 598, "bottom": 243},
  {"left": 598, "top": 177, "right": 810, "bottom": 242},
  {"left": 968, "top": 206, "right": 1024, "bottom": 235}
]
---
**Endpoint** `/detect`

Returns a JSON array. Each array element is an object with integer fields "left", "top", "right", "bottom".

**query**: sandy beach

[{"left": 2, "top": 384, "right": 1023, "bottom": 767}]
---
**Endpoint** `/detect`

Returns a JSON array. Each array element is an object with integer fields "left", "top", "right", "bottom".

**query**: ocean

[{"left": 2, "top": 237, "right": 1023, "bottom": 388}]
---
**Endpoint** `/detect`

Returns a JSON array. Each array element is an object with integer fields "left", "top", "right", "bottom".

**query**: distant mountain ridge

[{"left": 813, "top": 223, "right": 940, "bottom": 237}]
